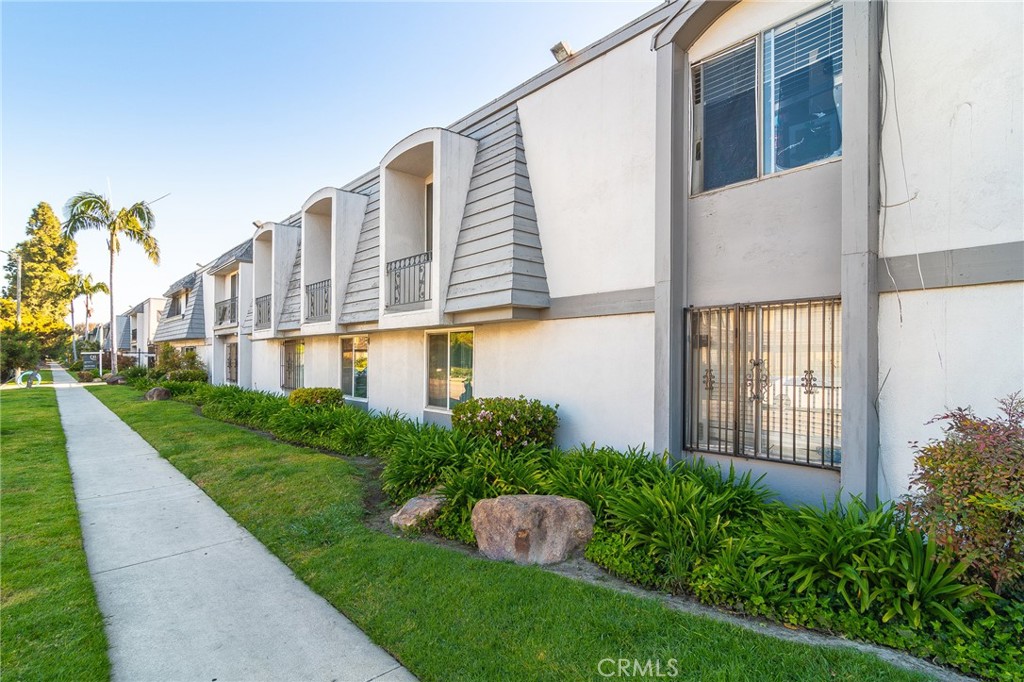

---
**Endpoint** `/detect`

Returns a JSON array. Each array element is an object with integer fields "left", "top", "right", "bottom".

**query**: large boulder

[
  {"left": 105, "top": 374, "right": 127, "bottom": 385},
  {"left": 389, "top": 494, "right": 445, "bottom": 532},
  {"left": 144, "top": 386, "right": 172, "bottom": 401},
  {"left": 472, "top": 495, "right": 595, "bottom": 565}
]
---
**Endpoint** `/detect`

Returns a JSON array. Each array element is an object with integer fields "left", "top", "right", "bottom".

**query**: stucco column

[
  {"left": 840, "top": 0, "right": 882, "bottom": 504},
  {"left": 653, "top": 43, "right": 689, "bottom": 456}
]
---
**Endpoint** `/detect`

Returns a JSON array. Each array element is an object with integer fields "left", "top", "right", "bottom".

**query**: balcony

[
  {"left": 386, "top": 252, "right": 431, "bottom": 308},
  {"left": 215, "top": 297, "right": 238, "bottom": 327},
  {"left": 305, "top": 279, "right": 331, "bottom": 322},
  {"left": 255, "top": 294, "right": 272, "bottom": 330}
]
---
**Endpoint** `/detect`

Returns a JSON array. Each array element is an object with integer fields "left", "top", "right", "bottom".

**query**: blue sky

[{"left": 2, "top": 0, "right": 659, "bottom": 324}]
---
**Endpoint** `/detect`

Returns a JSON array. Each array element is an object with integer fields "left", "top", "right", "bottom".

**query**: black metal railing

[
  {"left": 305, "top": 279, "right": 331, "bottom": 321},
  {"left": 386, "top": 252, "right": 431, "bottom": 307},
  {"left": 215, "top": 297, "right": 238, "bottom": 326},
  {"left": 255, "top": 294, "right": 272, "bottom": 330}
]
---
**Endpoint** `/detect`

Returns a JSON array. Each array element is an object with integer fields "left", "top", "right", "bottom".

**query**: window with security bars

[
  {"left": 281, "top": 340, "right": 304, "bottom": 390},
  {"left": 685, "top": 299, "right": 842, "bottom": 468},
  {"left": 225, "top": 342, "right": 238, "bottom": 384}
]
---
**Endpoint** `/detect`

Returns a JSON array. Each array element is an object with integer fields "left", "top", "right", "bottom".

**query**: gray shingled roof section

[
  {"left": 338, "top": 174, "right": 380, "bottom": 323},
  {"left": 127, "top": 301, "right": 146, "bottom": 315},
  {"left": 117, "top": 315, "right": 132, "bottom": 350},
  {"left": 163, "top": 271, "right": 198, "bottom": 298},
  {"left": 446, "top": 105, "right": 550, "bottom": 312},
  {"left": 209, "top": 240, "right": 253, "bottom": 272},
  {"left": 153, "top": 272, "right": 207, "bottom": 342},
  {"left": 277, "top": 243, "right": 302, "bottom": 330}
]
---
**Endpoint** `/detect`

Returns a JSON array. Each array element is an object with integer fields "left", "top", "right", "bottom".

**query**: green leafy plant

[
  {"left": 871, "top": 528, "right": 982, "bottom": 634},
  {"left": 547, "top": 445, "right": 669, "bottom": 522},
  {"left": 381, "top": 426, "right": 478, "bottom": 504},
  {"left": 76, "top": 371, "right": 94, "bottom": 383},
  {"left": 905, "top": 393, "right": 1024, "bottom": 595},
  {"left": 164, "top": 369, "right": 208, "bottom": 382},
  {"left": 452, "top": 395, "right": 559, "bottom": 449},
  {"left": 759, "top": 497, "right": 898, "bottom": 613},
  {"left": 288, "top": 387, "right": 345, "bottom": 408}
]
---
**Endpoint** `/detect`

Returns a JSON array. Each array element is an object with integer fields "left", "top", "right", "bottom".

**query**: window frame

[
  {"left": 340, "top": 335, "right": 369, "bottom": 401},
  {"left": 684, "top": 296, "right": 842, "bottom": 470},
  {"left": 424, "top": 328, "right": 474, "bottom": 412},
  {"left": 690, "top": 1, "right": 843, "bottom": 196},
  {"left": 281, "top": 340, "right": 305, "bottom": 391}
]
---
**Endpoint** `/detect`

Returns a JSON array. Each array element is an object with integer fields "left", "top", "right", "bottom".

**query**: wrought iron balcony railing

[
  {"left": 305, "top": 279, "right": 331, "bottom": 321},
  {"left": 386, "top": 251, "right": 431, "bottom": 307},
  {"left": 254, "top": 294, "right": 272, "bottom": 330},
  {"left": 215, "top": 297, "right": 238, "bottom": 326}
]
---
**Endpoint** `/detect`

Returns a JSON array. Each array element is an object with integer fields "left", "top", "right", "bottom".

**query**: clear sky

[{"left": 2, "top": 0, "right": 660, "bottom": 325}]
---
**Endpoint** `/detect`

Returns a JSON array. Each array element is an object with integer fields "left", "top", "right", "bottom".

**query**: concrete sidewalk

[{"left": 51, "top": 366, "right": 416, "bottom": 682}]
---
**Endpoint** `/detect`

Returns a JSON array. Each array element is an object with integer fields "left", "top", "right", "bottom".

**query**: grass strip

[
  {"left": 88, "top": 385, "right": 932, "bottom": 681},
  {"left": 0, "top": 388, "right": 110, "bottom": 681}
]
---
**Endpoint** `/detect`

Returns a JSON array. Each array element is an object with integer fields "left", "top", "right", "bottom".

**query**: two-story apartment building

[
  {"left": 208, "top": 241, "right": 253, "bottom": 386},
  {"left": 123, "top": 297, "right": 166, "bottom": 367},
  {"left": 167, "top": 0, "right": 1021, "bottom": 506},
  {"left": 152, "top": 266, "right": 212, "bottom": 368}
]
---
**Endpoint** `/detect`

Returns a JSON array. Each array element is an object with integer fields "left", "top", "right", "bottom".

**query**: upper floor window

[
  {"left": 168, "top": 291, "right": 186, "bottom": 317},
  {"left": 341, "top": 336, "right": 368, "bottom": 400},
  {"left": 692, "top": 3, "right": 843, "bottom": 193}
]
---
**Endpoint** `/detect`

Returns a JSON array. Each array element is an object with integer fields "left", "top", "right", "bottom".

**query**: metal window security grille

[
  {"left": 305, "top": 279, "right": 331, "bottom": 321},
  {"left": 254, "top": 294, "right": 272, "bottom": 330},
  {"left": 215, "top": 297, "right": 238, "bottom": 325},
  {"left": 686, "top": 299, "right": 842, "bottom": 468},
  {"left": 225, "top": 342, "right": 238, "bottom": 383},
  {"left": 281, "top": 341, "right": 304, "bottom": 390},
  {"left": 386, "top": 252, "right": 432, "bottom": 307}
]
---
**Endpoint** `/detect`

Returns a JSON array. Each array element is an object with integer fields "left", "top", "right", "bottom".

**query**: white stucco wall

[
  {"left": 250, "top": 338, "right": 281, "bottom": 394},
  {"left": 367, "top": 315, "right": 655, "bottom": 450},
  {"left": 301, "top": 336, "right": 340, "bottom": 389},
  {"left": 517, "top": 30, "right": 657, "bottom": 298},
  {"left": 879, "top": 1, "right": 1024, "bottom": 257},
  {"left": 877, "top": 283, "right": 1024, "bottom": 502}
]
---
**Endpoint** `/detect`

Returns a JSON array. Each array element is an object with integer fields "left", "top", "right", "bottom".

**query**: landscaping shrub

[
  {"left": 905, "top": 392, "right": 1024, "bottom": 596},
  {"left": 200, "top": 389, "right": 288, "bottom": 429},
  {"left": 268, "top": 404, "right": 375, "bottom": 455},
  {"left": 547, "top": 445, "right": 670, "bottom": 522},
  {"left": 121, "top": 366, "right": 149, "bottom": 380},
  {"left": 434, "top": 441, "right": 556, "bottom": 544},
  {"left": 76, "top": 371, "right": 94, "bottom": 383},
  {"left": 165, "top": 369, "right": 208, "bottom": 383},
  {"left": 452, "top": 395, "right": 559, "bottom": 449},
  {"left": 158, "top": 380, "right": 211, "bottom": 401},
  {"left": 66, "top": 360, "right": 84, "bottom": 372},
  {"left": 381, "top": 426, "right": 478, "bottom": 505},
  {"left": 288, "top": 387, "right": 345, "bottom": 408},
  {"left": 584, "top": 527, "right": 663, "bottom": 588},
  {"left": 365, "top": 410, "right": 418, "bottom": 459}
]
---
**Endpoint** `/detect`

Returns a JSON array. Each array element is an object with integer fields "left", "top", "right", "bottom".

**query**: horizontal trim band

[{"left": 878, "top": 241, "right": 1024, "bottom": 292}]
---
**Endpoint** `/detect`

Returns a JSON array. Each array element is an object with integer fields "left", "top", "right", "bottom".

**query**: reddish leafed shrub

[{"left": 905, "top": 393, "right": 1024, "bottom": 595}]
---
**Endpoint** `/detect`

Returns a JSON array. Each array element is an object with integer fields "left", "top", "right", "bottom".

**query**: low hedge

[
  {"left": 289, "top": 387, "right": 346, "bottom": 408},
  {"left": 118, "top": 378, "right": 1020, "bottom": 680}
]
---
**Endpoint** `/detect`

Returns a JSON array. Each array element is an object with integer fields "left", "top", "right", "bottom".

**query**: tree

[
  {"left": 63, "top": 192, "right": 159, "bottom": 374},
  {"left": 4, "top": 202, "right": 77, "bottom": 321},
  {"left": 64, "top": 272, "right": 108, "bottom": 361}
]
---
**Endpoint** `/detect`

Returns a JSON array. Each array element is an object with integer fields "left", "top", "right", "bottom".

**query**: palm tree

[
  {"left": 64, "top": 192, "right": 158, "bottom": 374},
  {"left": 65, "top": 271, "right": 109, "bottom": 361}
]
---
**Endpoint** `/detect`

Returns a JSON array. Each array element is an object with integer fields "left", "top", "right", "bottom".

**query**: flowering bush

[
  {"left": 905, "top": 393, "right": 1024, "bottom": 596},
  {"left": 451, "top": 395, "right": 558, "bottom": 449},
  {"left": 288, "top": 387, "right": 346, "bottom": 408}
]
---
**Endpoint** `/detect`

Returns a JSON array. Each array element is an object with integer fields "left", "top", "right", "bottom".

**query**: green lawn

[
  {"left": 0, "top": 389, "right": 110, "bottom": 681},
  {"left": 87, "top": 385, "right": 934, "bottom": 682},
  {"left": 38, "top": 369, "right": 53, "bottom": 384}
]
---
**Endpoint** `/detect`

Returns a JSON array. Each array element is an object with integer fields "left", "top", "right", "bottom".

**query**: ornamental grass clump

[
  {"left": 452, "top": 395, "right": 558, "bottom": 449},
  {"left": 905, "top": 393, "right": 1024, "bottom": 597}
]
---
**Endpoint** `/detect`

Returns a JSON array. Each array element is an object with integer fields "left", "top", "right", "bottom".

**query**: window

[
  {"left": 692, "top": 3, "right": 843, "bottom": 192},
  {"left": 225, "top": 342, "right": 238, "bottom": 383},
  {"left": 168, "top": 294, "right": 183, "bottom": 317},
  {"left": 181, "top": 346, "right": 197, "bottom": 355},
  {"left": 685, "top": 298, "right": 841, "bottom": 468},
  {"left": 427, "top": 330, "right": 473, "bottom": 409},
  {"left": 341, "top": 336, "right": 368, "bottom": 400},
  {"left": 281, "top": 340, "right": 304, "bottom": 390}
]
